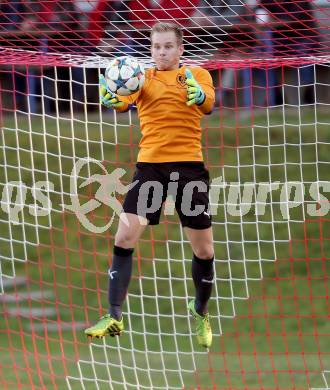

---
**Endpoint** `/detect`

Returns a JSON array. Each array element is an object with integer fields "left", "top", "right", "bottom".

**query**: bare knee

[
  {"left": 114, "top": 213, "right": 147, "bottom": 249},
  {"left": 193, "top": 247, "right": 214, "bottom": 260},
  {"left": 114, "top": 231, "right": 137, "bottom": 249}
]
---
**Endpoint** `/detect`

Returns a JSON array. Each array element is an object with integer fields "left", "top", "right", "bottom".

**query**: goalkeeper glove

[
  {"left": 99, "top": 74, "right": 125, "bottom": 109},
  {"left": 185, "top": 69, "right": 206, "bottom": 106}
]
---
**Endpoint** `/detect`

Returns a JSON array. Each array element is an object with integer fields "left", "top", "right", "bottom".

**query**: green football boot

[
  {"left": 84, "top": 314, "right": 124, "bottom": 338},
  {"left": 188, "top": 300, "right": 212, "bottom": 348}
]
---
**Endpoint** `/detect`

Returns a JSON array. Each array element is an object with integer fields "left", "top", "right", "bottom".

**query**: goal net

[{"left": 0, "top": 1, "right": 329, "bottom": 389}]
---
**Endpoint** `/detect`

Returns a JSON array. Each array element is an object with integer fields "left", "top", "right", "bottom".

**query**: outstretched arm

[{"left": 185, "top": 68, "right": 215, "bottom": 114}]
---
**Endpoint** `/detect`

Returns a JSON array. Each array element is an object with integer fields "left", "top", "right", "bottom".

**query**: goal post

[{"left": 0, "top": 1, "right": 330, "bottom": 389}]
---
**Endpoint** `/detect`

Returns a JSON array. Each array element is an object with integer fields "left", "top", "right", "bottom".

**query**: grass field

[{"left": 0, "top": 106, "right": 329, "bottom": 389}]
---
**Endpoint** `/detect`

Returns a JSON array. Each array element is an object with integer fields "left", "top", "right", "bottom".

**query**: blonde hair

[{"left": 150, "top": 22, "right": 183, "bottom": 45}]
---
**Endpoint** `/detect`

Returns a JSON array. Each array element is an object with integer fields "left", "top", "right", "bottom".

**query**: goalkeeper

[{"left": 85, "top": 22, "right": 215, "bottom": 348}]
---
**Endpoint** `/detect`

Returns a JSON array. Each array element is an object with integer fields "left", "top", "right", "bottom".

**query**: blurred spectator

[
  {"left": 183, "top": 0, "right": 249, "bottom": 57},
  {"left": 30, "top": 0, "right": 78, "bottom": 113},
  {"left": 0, "top": 1, "right": 25, "bottom": 32},
  {"left": 86, "top": 1, "right": 137, "bottom": 56},
  {"left": 3, "top": 0, "right": 96, "bottom": 113},
  {"left": 96, "top": 0, "right": 201, "bottom": 57},
  {"left": 260, "top": 0, "right": 320, "bottom": 57},
  {"left": 259, "top": 0, "right": 320, "bottom": 104},
  {"left": 2, "top": 0, "right": 320, "bottom": 112},
  {"left": 0, "top": 1, "right": 41, "bottom": 112},
  {"left": 240, "top": 4, "right": 278, "bottom": 108}
]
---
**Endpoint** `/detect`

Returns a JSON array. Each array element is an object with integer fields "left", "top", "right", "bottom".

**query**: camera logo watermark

[
  {"left": 64, "top": 158, "right": 137, "bottom": 232},
  {"left": 1, "top": 158, "right": 329, "bottom": 233}
]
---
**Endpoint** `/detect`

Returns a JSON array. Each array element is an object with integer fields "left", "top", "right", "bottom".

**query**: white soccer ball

[{"left": 104, "top": 56, "right": 145, "bottom": 96}]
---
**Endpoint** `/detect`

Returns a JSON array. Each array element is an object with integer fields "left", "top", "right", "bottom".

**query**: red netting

[
  {"left": 0, "top": 0, "right": 329, "bottom": 66},
  {"left": 0, "top": 2, "right": 330, "bottom": 390}
]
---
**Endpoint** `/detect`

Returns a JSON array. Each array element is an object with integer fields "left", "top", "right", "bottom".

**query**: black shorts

[{"left": 122, "top": 162, "right": 212, "bottom": 229}]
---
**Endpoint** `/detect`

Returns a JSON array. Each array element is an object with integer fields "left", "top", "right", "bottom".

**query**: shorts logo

[{"left": 176, "top": 74, "right": 187, "bottom": 87}]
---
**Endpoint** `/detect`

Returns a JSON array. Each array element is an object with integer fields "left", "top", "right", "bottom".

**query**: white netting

[{"left": 1, "top": 1, "right": 330, "bottom": 389}]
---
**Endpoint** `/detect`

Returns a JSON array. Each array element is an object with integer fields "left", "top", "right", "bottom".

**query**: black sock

[
  {"left": 108, "top": 245, "right": 134, "bottom": 320},
  {"left": 192, "top": 254, "right": 214, "bottom": 316}
]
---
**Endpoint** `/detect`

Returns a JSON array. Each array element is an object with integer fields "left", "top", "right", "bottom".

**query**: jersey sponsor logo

[{"left": 176, "top": 73, "right": 187, "bottom": 87}]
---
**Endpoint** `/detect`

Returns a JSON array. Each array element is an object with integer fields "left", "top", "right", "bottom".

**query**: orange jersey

[{"left": 118, "top": 65, "right": 215, "bottom": 163}]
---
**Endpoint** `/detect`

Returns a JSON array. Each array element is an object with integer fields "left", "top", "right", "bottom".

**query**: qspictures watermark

[{"left": 1, "top": 158, "right": 329, "bottom": 233}]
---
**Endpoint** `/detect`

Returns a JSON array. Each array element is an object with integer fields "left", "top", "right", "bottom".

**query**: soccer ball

[{"left": 104, "top": 56, "right": 145, "bottom": 96}]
